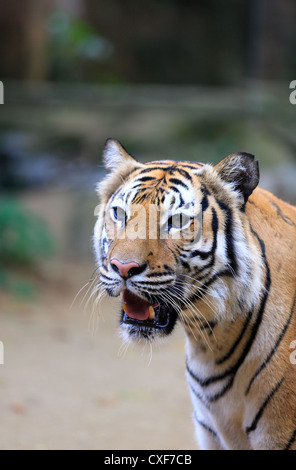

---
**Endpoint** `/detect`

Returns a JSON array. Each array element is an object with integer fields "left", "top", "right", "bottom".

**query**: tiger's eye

[
  {"left": 112, "top": 206, "right": 127, "bottom": 223},
  {"left": 167, "top": 214, "right": 191, "bottom": 230}
]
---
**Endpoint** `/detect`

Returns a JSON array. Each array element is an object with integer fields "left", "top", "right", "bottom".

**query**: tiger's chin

[{"left": 119, "top": 290, "right": 179, "bottom": 342}]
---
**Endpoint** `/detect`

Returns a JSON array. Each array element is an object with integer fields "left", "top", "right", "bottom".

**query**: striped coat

[{"left": 95, "top": 139, "right": 296, "bottom": 450}]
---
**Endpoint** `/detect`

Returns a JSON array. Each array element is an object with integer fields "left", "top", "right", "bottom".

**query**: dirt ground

[{"left": 0, "top": 261, "right": 197, "bottom": 450}]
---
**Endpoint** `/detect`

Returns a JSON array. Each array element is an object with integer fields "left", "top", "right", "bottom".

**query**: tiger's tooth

[{"left": 149, "top": 306, "right": 155, "bottom": 320}]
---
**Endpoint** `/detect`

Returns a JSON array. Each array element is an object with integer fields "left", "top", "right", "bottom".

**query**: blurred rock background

[{"left": 0, "top": 0, "right": 295, "bottom": 450}]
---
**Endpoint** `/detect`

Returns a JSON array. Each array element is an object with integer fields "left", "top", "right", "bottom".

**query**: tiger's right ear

[
  {"left": 103, "top": 138, "right": 141, "bottom": 172},
  {"left": 98, "top": 138, "right": 144, "bottom": 201},
  {"left": 214, "top": 152, "right": 259, "bottom": 204}
]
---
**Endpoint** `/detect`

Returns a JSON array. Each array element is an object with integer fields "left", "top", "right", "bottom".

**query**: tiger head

[{"left": 94, "top": 139, "right": 262, "bottom": 343}]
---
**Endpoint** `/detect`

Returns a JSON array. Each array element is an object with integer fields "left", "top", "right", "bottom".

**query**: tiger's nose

[{"left": 110, "top": 259, "right": 146, "bottom": 279}]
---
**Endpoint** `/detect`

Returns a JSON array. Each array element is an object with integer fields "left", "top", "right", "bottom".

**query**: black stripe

[
  {"left": 207, "top": 378, "right": 235, "bottom": 403},
  {"left": 194, "top": 414, "right": 223, "bottom": 447},
  {"left": 110, "top": 186, "right": 123, "bottom": 203},
  {"left": 139, "top": 167, "right": 168, "bottom": 175},
  {"left": 189, "top": 385, "right": 210, "bottom": 410},
  {"left": 201, "top": 195, "right": 209, "bottom": 212},
  {"left": 190, "top": 250, "right": 212, "bottom": 261},
  {"left": 268, "top": 198, "right": 296, "bottom": 227},
  {"left": 136, "top": 280, "right": 173, "bottom": 286},
  {"left": 192, "top": 259, "right": 217, "bottom": 282},
  {"left": 246, "top": 290, "right": 296, "bottom": 395},
  {"left": 223, "top": 229, "right": 270, "bottom": 373},
  {"left": 196, "top": 419, "right": 218, "bottom": 438},
  {"left": 197, "top": 320, "right": 217, "bottom": 336},
  {"left": 284, "top": 429, "right": 296, "bottom": 450},
  {"left": 156, "top": 187, "right": 165, "bottom": 194},
  {"left": 169, "top": 195, "right": 176, "bottom": 207},
  {"left": 190, "top": 208, "right": 218, "bottom": 260},
  {"left": 136, "top": 176, "right": 157, "bottom": 182},
  {"left": 180, "top": 259, "right": 190, "bottom": 270},
  {"left": 168, "top": 247, "right": 180, "bottom": 264},
  {"left": 169, "top": 178, "right": 189, "bottom": 190},
  {"left": 169, "top": 186, "right": 185, "bottom": 206},
  {"left": 146, "top": 272, "right": 172, "bottom": 278},
  {"left": 130, "top": 183, "right": 144, "bottom": 190},
  {"left": 216, "top": 199, "right": 238, "bottom": 276},
  {"left": 100, "top": 272, "right": 114, "bottom": 281},
  {"left": 179, "top": 162, "right": 204, "bottom": 169},
  {"left": 188, "top": 268, "right": 234, "bottom": 303},
  {"left": 187, "top": 198, "right": 238, "bottom": 290},
  {"left": 216, "top": 310, "right": 253, "bottom": 365},
  {"left": 129, "top": 283, "right": 174, "bottom": 296},
  {"left": 163, "top": 264, "right": 174, "bottom": 273},
  {"left": 246, "top": 377, "right": 285, "bottom": 434},
  {"left": 186, "top": 359, "right": 229, "bottom": 387},
  {"left": 174, "top": 168, "right": 193, "bottom": 181},
  {"left": 200, "top": 186, "right": 211, "bottom": 212},
  {"left": 208, "top": 233, "right": 270, "bottom": 401},
  {"left": 187, "top": 229, "right": 270, "bottom": 401},
  {"left": 197, "top": 320, "right": 218, "bottom": 331},
  {"left": 133, "top": 193, "right": 150, "bottom": 204},
  {"left": 131, "top": 185, "right": 156, "bottom": 195}
]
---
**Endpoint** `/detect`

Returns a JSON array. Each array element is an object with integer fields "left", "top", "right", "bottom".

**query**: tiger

[{"left": 94, "top": 138, "right": 296, "bottom": 450}]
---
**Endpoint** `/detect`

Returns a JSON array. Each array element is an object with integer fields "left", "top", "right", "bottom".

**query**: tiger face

[{"left": 94, "top": 139, "right": 261, "bottom": 343}]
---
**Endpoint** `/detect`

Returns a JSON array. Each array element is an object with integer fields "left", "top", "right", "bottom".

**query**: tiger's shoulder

[
  {"left": 246, "top": 187, "right": 296, "bottom": 312},
  {"left": 247, "top": 187, "right": 296, "bottom": 235}
]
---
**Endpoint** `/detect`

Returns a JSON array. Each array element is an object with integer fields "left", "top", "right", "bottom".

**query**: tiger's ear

[
  {"left": 215, "top": 152, "right": 259, "bottom": 203},
  {"left": 98, "top": 138, "right": 144, "bottom": 201},
  {"left": 103, "top": 138, "right": 140, "bottom": 172}
]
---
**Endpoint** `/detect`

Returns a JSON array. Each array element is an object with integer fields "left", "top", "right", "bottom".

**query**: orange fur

[{"left": 94, "top": 139, "right": 296, "bottom": 450}]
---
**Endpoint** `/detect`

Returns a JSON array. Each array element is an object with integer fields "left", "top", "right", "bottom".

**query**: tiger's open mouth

[{"left": 120, "top": 289, "right": 178, "bottom": 337}]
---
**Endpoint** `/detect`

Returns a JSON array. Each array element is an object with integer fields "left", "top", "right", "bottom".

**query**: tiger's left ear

[
  {"left": 215, "top": 152, "right": 259, "bottom": 204},
  {"left": 103, "top": 138, "right": 141, "bottom": 173},
  {"left": 98, "top": 138, "right": 144, "bottom": 202}
]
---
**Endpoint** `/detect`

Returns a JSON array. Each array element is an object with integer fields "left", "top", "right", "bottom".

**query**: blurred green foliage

[
  {"left": 0, "top": 199, "right": 54, "bottom": 265},
  {"left": 0, "top": 199, "right": 54, "bottom": 296},
  {"left": 46, "top": 10, "right": 114, "bottom": 81}
]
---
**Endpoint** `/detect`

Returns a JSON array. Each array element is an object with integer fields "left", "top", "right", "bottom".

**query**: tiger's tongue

[{"left": 122, "top": 289, "right": 156, "bottom": 321}]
